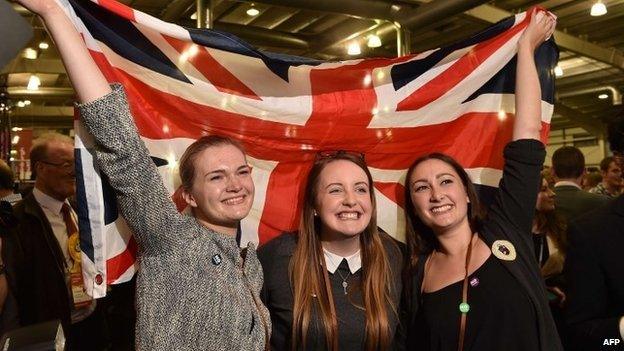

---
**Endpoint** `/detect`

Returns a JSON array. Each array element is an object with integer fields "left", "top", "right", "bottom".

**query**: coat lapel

[{"left": 23, "top": 194, "right": 68, "bottom": 280}]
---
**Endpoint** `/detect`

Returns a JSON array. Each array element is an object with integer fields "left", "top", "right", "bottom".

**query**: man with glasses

[
  {"left": 6, "top": 133, "right": 108, "bottom": 350},
  {"left": 564, "top": 114, "right": 624, "bottom": 350}
]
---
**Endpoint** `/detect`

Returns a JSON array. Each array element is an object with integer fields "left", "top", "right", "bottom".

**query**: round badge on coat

[{"left": 491, "top": 240, "right": 516, "bottom": 261}]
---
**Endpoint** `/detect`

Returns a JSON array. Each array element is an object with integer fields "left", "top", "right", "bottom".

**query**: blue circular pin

[{"left": 211, "top": 254, "right": 222, "bottom": 266}]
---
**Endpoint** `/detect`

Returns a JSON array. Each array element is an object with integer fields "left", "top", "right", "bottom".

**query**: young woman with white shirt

[{"left": 258, "top": 152, "right": 403, "bottom": 350}]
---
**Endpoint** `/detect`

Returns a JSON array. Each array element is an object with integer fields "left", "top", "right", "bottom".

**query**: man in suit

[
  {"left": 6, "top": 133, "right": 108, "bottom": 350},
  {"left": 551, "top": 146, "right": 608, "bottom": 221},
  {"left": 564, "top": 114, "right": 624, "bottom": 350}
]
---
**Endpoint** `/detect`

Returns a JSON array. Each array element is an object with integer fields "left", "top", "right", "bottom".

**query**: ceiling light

[
  {"left": 11, "top": 127, "right": 22, "bottom": 132},
  {"left": 23, "top": 100, "right": 31, "bottom": 105},
  {"left": 591, "top": 1, "right": 607, "bottom": 16},
  {"left": 17, "top": 101, "right": 25, "bottom": 108},
  {"left": 391, "top": 4, "right": 401, "bottom": 11},
  {"left": 12, "top": 136, "right": 20, "bottom": 145},
  {"left": 38, "top": 42, "right": 49, "bottom": 50},
  {"left": 598, "top": 93, "right": 609, "bottom": 99},
  {"left": 246, "top": 6, "right": 260, "bottom": 16},
  {"left": 367, "top": 35, "right": 382, "bottom": 48},
  {"left": 27, "top": 75, "right": 41, "bottom": 90},
  {"left": 23, "top": 48, "right": 37, "bottom": 60},
  {"left": 190, "top": 12, "right": 197, "bottom": 20},
  {"left": 554, "top": 65, "right": 563, "bottom": 77},
  {"left": 347, "top": 42, "right": 361, "bottom": 56}
]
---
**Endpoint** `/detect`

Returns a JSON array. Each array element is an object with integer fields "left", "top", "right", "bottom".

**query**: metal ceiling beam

[
  {"left": 7, "top": 87, "right": 74, "bottom": 97},
  {"left": 1, "top": 58, "right": 66, "bottom": 75},
  {"left": 10, "top": 105, "right": 73, "bottom": 117},
  {"left": 11, "top": 119, "right": 73, "bottom": 128},
  {"left": 239, "top": 0, "right": 491, "bottom": 57},
  {"left": 233, "top": 0, "right": 410, "bottom": 22},
  {"left": 161, "top": 0, "right": 195, "bottom": 22},
  {"left": 395, "top": 0, "right": 491, "bottom": 30},
  {"left": 558, "top": 86, "right": 622, "bottom": 105},
  {"left": 554, "top": 102, "right": 605, "bottom": 137},
  {"left": 465, "top": 4, "right": 624, "bottom": 71}
]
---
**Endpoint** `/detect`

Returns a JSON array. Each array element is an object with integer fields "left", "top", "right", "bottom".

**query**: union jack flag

[{"left": 60, "top": 0, "right": 558, "bottom": 297}]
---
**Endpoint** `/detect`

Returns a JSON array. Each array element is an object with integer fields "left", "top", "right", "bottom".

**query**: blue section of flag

[
  {"left": 187, "top": 28, "right": 321, "bottom": 82},
  {"left": 463, "top": 40, "right": 558, "bottom": 104},
  {"left": 391, "top": 14, "right": 516, "bottom": 91},
  {"left": 74, "top": 149, "right": 94, "bottom": 261},
  {"left": 69, "top": 0, "right": 190, "bottom": 84}
]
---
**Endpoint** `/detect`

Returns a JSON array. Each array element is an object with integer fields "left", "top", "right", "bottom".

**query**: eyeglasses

[
  {"left": 40, "top": 160, "right": 74, "bottom": 170},
  {"left": 316, "top": 150, "right": 365, "bottom": 162}
]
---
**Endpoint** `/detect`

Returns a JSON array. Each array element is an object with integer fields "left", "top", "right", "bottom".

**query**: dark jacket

[
  {"left": 554, "top": 184, "right": 608, "bottom": 222},
  {"left": 5, "top": 193, "right": 72, "bottom": 328},
  {"left": 564, "top": 195, "right": 624, "bottom": 350}
]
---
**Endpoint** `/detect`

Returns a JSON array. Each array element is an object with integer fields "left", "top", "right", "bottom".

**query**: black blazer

[
  {"left": 4, "top": 193, "right": 72, "bottom": 329},
  {"left": 554, "top": 185, "right": 608, "bottom": 222},
  {"left": 564, "top": 194, "right": 624, "bottom": 350}
]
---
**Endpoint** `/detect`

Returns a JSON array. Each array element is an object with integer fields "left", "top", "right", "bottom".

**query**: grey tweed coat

[{"left": 77, "top": 84, "right": 270, "bottom": 351}]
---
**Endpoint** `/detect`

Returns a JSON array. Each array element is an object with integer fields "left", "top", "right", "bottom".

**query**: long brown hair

[
  {"left": 403, "top": 153, "right": 486, "bottom": 273},
  {"left": 534, "top": 172, "right": 567, "bottom": 253},
  {"left": 290, "top": 153, "right": 396, "bottom": 351}
]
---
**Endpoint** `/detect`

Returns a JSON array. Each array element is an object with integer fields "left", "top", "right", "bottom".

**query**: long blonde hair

[{"left": 290, "top": 153, "right": 396, "bottom": 351}]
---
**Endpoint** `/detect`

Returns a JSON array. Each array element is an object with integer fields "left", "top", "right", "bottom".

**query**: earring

[{"left": 313, "top": 210, "right": 318, "bottom": 216}]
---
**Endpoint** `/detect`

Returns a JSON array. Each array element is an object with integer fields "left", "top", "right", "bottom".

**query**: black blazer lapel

[{"left": 22, "top": 194, "right": 68, "bottom": 281}]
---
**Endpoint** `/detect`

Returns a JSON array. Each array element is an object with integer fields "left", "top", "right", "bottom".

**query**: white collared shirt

[
  {"left": 323, "top": 248, "right": 362, "bottom": 274},
  {"left": 32, "top": 187, "right": 73, "bottom": 268},
  {"left": 554, "top": 180, "right": 582, "bottom": 190}
]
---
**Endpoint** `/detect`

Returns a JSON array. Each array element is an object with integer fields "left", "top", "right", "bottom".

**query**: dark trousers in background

[{"left": 66, "top": 277, "right": 136, "bottom": 351}]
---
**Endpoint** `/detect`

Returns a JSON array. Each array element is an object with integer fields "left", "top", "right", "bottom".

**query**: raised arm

[
  {"left": 513, "top": 10, "right": 556, "bottom": 141},
  {"left": 18, "top": 0, "right": 184, "bottom": 254},
  {"left": 485, "top": 10, "right": 556, "bottom": 242},
  {"left": 17, "top": 0, "right": 111, "bottom": 103}
]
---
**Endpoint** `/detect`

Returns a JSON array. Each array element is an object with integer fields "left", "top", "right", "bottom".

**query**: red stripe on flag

[
  {"left": 163, "top": 36, "right": 261, "bottom": 100},
  {"left": 374, "top": 182, "right": 405, "bottom": 208},
  {"left": 396, "top": 21, "right": 527, "bottom": 112},
  {"left": 257, "top": 162, "right": 311, "bottom": 244},
  {"left": 106, "top": 236, "right": 137, "bottom": 283},
  {"left": 95, "top": 0, "right": 136, "bottom": 21},
  {"left": 172, "top": 186, "right": 188, "bottom": 212}
]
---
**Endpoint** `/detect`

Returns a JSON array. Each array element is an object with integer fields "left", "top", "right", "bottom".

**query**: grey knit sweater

[{"left": 77, "top": 84, "right": 270, "bottom": 350}]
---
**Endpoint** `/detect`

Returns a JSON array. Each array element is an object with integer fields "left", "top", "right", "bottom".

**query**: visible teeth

[
  {"left": 431, "top": 205, "right": 452, "bottom": 213},
  {"left": 338, "top": 212, "right": 359, "bottom": 219},
  {"left": 223, "top": 196, "right": 244, "bottom": 205}
]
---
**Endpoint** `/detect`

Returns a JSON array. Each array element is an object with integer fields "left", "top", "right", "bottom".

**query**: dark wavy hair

[{"left": 403, "top": 153, "right": 486, "bottom": 274}]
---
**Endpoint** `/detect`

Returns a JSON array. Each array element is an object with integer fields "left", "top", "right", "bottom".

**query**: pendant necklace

[{"left": 335, "top": 268, "right": 351, "bottom": 295}]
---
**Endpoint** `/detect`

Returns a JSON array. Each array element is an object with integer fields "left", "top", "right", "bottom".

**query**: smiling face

[
  {"left": 315, "top": 160, "right": 373, "bottom": 240},
  {"left": 182, "top": 144, "right": 254, "bottom": 235},
  {"left": 536, "top": 178, "right": 555, "bottom": 212},
  {"left": 408, "top": 158, "right": 470, "bottom": 234}
]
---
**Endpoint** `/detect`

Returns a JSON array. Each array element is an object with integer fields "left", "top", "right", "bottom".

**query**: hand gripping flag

[{"left": 61, "top": 0, "right": 558, "bottom": 297}]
